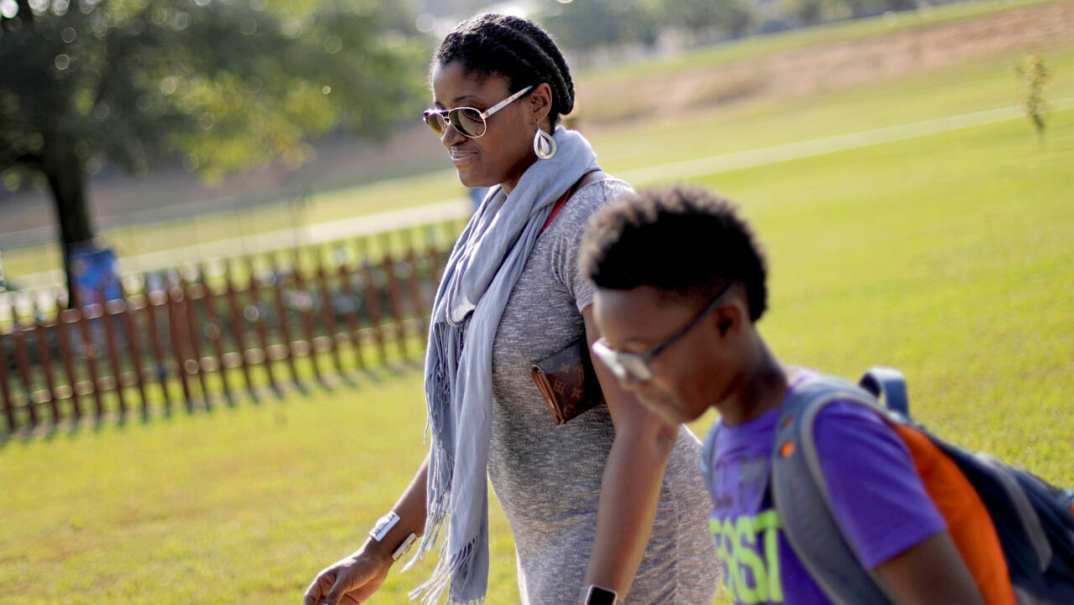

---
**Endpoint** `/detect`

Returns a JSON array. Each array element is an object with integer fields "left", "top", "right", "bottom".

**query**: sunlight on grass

[
  {"left": 2, "top": 7, "right": 1073, "bottom": 603},
  {"left": 2, "top": 102, "right": 1071, "bottom": 605}
]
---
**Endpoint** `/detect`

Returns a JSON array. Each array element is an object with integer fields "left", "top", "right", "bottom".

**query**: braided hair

[{"left": 435, "top": 14, "right": 574, "bottom": 129}]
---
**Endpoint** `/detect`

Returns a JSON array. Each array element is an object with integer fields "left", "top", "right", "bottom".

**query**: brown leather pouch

[
  {"left": 530, "top": 338, "right": 604, "bottom": 425},
  {"left": 529, "top": 169, "right": 606, "bottom": 425}
]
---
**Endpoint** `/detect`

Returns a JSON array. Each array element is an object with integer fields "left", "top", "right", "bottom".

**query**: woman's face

[{"left": 429, "top": 61, "right": 550, "bottom": 192}]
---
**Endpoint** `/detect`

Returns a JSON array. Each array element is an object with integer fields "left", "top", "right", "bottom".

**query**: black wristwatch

[{"left": 582, "top": 584, "right": 618, "bottom": 605}]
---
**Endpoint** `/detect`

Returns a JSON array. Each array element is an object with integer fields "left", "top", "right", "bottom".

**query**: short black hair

[
  {"left": 580, "top": 185, "right": 769, "bottom": 322},
  {"left": 435, "top": 14, "right": 574, "bottom": 129}
]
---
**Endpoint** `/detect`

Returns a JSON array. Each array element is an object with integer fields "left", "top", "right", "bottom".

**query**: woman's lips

[{"left": 449, "top": 147, "right": 478, "bottom": 164}]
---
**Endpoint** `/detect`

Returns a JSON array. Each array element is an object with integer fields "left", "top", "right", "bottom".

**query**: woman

[{"left": 304, "top": 15, "right": 718, "bottom": 605}]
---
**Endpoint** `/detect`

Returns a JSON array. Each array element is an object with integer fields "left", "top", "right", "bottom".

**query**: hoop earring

[{"left": 533, "top": 128, "right": 557, "bottom": 160}]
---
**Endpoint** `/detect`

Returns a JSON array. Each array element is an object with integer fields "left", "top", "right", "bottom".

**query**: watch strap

[{"left": 391, "top": 532, "right": 418, "bottom": 561}]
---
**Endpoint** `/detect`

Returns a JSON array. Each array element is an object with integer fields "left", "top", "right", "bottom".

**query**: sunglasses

[
  {"left": 422, "top": 85, "right": 533, "bottom": 139},
  {"left": 591, "top": 283, "right": 733, "bottom": 384}
]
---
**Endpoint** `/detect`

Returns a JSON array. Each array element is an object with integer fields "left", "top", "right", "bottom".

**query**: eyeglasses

[
  {"left": 422, "top": 85, "right": 533, "bottom": 139},
  {"left": 591, "top": 283, "right": 733, "bottom": 384}
]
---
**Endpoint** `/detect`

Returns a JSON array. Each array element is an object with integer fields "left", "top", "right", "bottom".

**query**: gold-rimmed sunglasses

[{"left": 422, "top": 85, "right": 533, "bottom": 139}]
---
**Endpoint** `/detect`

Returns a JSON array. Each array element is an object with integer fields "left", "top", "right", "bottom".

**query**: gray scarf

[{"left": 407, "top": 127, "right": 599, "bottom": 604}]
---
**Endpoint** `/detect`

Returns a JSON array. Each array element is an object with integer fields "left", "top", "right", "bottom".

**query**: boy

[{"left": 578, "top": 186, "right": 1010, "bottom": 604}]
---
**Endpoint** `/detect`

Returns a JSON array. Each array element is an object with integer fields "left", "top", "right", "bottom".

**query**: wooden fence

[{"left": 0, "top": 220, "right": 463, "bottom": 435}]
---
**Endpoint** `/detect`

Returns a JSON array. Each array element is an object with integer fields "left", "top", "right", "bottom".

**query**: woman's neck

[{"left": 499, "top": 154, "right": 537, "bottom": 196}]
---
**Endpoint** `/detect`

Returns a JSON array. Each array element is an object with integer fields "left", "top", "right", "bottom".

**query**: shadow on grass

[{"left": 0, "top": 358, "right": 423, "bottom": 449}]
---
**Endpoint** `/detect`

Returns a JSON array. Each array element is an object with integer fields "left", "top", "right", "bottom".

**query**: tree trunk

[{"left": 42, "top": 135, "right": 96, "bottom": 308}]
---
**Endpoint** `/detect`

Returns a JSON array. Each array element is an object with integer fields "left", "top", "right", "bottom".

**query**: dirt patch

[{"left": 575, "top": 1, "right": 1074, "bottom": 125}]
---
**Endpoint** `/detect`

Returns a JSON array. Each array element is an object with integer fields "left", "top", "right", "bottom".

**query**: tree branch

[
  {"left": 15, "top": 0, "right": 34, "bottom": 28},
  {"left": 0, "top": 149, "right": 44, "bottom": 170},
  {"left": 13, "top": 152, "right": 44, "bottom": 168},
  {"left": 93, "top": 1, "right": 155, "bottom": 111}
]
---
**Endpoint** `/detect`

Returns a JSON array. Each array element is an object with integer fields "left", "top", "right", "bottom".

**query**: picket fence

[{"left": 0, "top": 220, "right": 464, "bottom": 434}]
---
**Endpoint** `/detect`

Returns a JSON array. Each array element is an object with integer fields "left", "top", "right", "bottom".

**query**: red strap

[{"left": 540, "top": 170, "right": 600, "bottom": 235}]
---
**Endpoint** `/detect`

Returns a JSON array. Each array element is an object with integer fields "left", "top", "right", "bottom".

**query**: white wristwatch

[
  {"left": 369, "top": 511, "right": 417, "bottom": 561},
  {"left": 369, "top": 511, "right": 400, "bottom": 542}
]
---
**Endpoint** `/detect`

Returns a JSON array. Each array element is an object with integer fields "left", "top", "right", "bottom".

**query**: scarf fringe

[
  {"left": 407, "top": 320, "right": 461, "bottom": 572},
  {"left": 408, "top": 536, "right": 483, "bottom": 605}
]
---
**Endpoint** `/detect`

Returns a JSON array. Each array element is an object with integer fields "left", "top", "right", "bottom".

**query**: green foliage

[
  {"left": 653, "top": 0, "right": 756, "bottom": 40},
  {"left": 538, "top": 0, "right": 660, "bottom": 52},
  {"left": 537, "top": 0, "right": 964, "bottom": 52},
  {"left": 1017, "top": 53, "right": 1051, "bottom": 139},
  {"left": 0, "top": 0, "right": 428, "bottom": 186}
]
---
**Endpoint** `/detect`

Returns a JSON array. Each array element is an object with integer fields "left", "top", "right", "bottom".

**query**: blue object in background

[
  {"left": 69, "top": 244, "right": 122, "bottom": 306},
  {"left": 468, "top": 186, "right": 490, "bottom": 211}
]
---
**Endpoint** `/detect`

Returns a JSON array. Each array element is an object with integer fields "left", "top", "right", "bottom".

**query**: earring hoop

[{"left": 533, "top": 128, "right": 557, "bottom": 160}]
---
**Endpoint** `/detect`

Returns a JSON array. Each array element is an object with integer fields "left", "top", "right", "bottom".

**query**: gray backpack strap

[
  {"left": 771, "top": 376, "right": 898, "bottom": 605},
  {"left": 699, "top": 422, "right": 721, "bottom": 497}
]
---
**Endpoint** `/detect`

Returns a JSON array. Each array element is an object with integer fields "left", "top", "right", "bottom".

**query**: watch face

[{"left": 586, "top": 586, "right": 617, "bottom": 605}]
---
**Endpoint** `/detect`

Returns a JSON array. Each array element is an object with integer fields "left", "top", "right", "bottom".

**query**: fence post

[
  {"left": 11, "top": 308, "right": 39, "bottom": 428},
  {"left": 0, "top": 328, "right": 15, "bottom": 432},
  {"left": 243, "top": 257, "right": 282, "bottom": 397},
  {"left": 266, "top": 253, "right": 304, "bottom": 390},
  {"left": 288, "top": 249, "right": 325, "bottom": 386},
  {"left": 428, "top": 222, "right": 450, "bottom": 293},
  {"left": 359, "top": 242, "right": 389, "bottom": 367},
  {"left": 223, "top": 260, "right": 259, "bottom": 400},
  {"left": 99, "top": 287, "right": 128, "bottom": 419},
  {"left": 180, "top": 275, "right": 211, "bottom": 409},
  {"left": 401, "top": 229, "right": 429, "bottom": 344},
  {"left": 31, "top": 299, "right": 61, "bottom": 425},
  {"left": 197, "top": 264, "right": 234, "bottom": 405},
  {"left": 314, "top": 253, "right": 347, "bottom": 377},
  {"left": 166, "top": 285, "right": 196, "bottom": 412},
  {"left": 120, "top": 295, "right": 150, "bottom": 419},
  {"left": 379, "top": 233, "right": 408, "bottom": 361},
  {"left": 142, "top": 281, "right": 174, "bottom": 413},
  {"left": 334, "top": 247, "right": 365, "bottom": 372},
  {"left": 75, "top": 302, "right": 106, "bottom": 421},
  {"left": 54, "top": 302, "right": 83, "bottom": 422}
]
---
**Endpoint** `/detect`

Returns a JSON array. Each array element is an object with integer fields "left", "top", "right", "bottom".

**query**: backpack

[{"left": 770, "top": 368, "right": 1074, "bottom": 604}]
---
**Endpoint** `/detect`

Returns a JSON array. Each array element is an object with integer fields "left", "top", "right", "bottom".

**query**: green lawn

[
  {"left": 2, "top": 100, "right": 1071, "bottom": 605},
  {"left": 579, "top": 0, "right": 1064, "bottom": 86},
  {"left": 3, "top": 5, "right": 1074, "bottom": 602}
]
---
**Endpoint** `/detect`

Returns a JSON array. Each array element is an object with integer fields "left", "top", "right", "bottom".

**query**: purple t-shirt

[{"left": 702, "top": 372, "right": 947, "bottom": 604}]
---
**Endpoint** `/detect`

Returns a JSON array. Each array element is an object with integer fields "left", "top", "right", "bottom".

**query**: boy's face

[{"left": 593, "top": 285, "right": 741, "bottom": 425}]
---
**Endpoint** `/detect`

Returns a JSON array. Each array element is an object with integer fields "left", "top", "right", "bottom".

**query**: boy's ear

[{"left": 712, "top": 304, "right": 740, "bottom": 338}]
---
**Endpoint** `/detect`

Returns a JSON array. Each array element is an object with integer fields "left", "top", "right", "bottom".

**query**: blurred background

[{"left": 1, "top": 0, "right": 1071, "bottom": 603}]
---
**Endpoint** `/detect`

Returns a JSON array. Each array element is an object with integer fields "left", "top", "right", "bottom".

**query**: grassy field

[
  {"left": 3, "top": 0, "right": 1071, "bottom": 282},
  {"left": 3, "top": 7, "right": 1074, "bottom": 605},
  {"left": 577, "top": 0, "right": 1062, "bottom": 86},
  {"left": 2, "top": 97, "right": 1072, "bottom": 605}
]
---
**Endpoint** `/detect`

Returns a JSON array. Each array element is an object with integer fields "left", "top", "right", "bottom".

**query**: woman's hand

[
  {"left": 304, "top": 460, "right": 429, "bottom": 605},
  {"left": 303, "top": 546, "right": 392, "bottom": 605}
]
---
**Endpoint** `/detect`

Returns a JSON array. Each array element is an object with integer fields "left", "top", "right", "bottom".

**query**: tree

[
  {"left": 653, "top": 0, "right": 756, "bottom": 42},
  {"left": 0, "top": 0, "right": 427, "bottom": 303},
  {"left": 538, "top": 0, "right": 660, "bottom": 53}
]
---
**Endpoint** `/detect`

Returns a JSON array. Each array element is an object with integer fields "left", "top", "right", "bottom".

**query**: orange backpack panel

[{"left": 893, "top": 424, "right": 1017, "bottom": 605}]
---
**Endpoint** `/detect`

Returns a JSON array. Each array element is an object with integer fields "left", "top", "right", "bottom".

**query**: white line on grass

[
  {"left": 7, "top": 98, "right": 1072, "bottom": 294},
  {"left": 620, "top": 97, "right": 1074, "bottom": 184}
]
